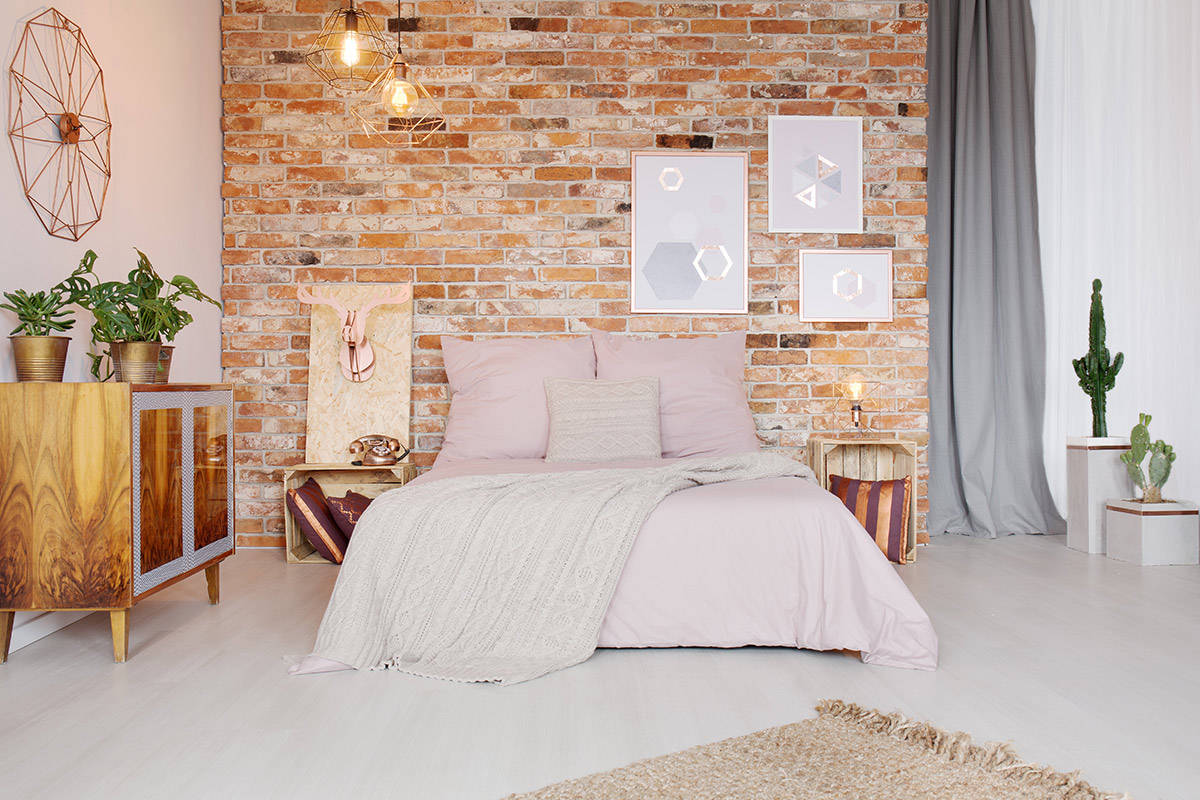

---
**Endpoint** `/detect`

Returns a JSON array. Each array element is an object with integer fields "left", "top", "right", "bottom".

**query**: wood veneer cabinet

[{"left": 0, "top": 383, "right": 234, "bottom": 663}]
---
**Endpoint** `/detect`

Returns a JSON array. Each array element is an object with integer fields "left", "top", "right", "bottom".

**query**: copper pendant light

[
  {"left": 303, "top": 1, "right": 390, "bottom": 91},
  {"left": 351, "top": 25, "right": 444, "bottom": 146}
]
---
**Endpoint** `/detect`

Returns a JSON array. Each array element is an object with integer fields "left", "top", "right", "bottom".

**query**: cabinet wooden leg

[
  {"left": 110, "top": 609, "right": 130, "bottom": 663},
  {"left": 205, "top": 564, "right": 220, "bottom": 605},
  {"left": 1, "top": 611, "right": 13, "bottom": 664}
]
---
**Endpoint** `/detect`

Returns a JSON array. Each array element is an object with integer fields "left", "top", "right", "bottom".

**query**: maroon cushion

[
  {"left": 285, "top": 478, "right": 349, "bottom": 564},
  {"left": 326, "top": 491, "right": 373, "bottom": 539}
]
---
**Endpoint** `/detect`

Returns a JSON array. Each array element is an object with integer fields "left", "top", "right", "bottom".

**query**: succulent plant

[
  {"left": 1072, "top": 278, "right": 1124, "bottom": 437},
  {"left": 1119, "top": 413, "right": 1176, "bottom": 503}
]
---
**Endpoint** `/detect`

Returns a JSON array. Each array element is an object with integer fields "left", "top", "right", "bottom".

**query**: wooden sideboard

[{"left": 0, "top": 383, "right": 235, "bottom": 663}]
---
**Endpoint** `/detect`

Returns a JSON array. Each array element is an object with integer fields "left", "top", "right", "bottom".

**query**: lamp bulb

[
  {"left": 385, "top": 79, "right": 419, "bottom": 115},
  {"left": 339, "top": 29, "right": 361, "bottom": 66},
  {"left": 846, "top": 381, "right": 864, "bottom": 401}
]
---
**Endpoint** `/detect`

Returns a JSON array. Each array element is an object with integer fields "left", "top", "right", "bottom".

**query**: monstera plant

[
  {"left": 66, "top": 249, "right": 220, "bottom": 382},
  {"left": 1119, "top": 413, "right": 1176, "bottom": 503}
]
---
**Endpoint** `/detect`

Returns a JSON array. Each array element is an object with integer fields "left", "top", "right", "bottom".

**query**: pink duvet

[{"left": 412, "top": 459, "right": 938, "bottom": 670}]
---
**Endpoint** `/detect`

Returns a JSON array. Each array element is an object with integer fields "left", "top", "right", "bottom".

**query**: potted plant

[
  {"left": 0, "top": 250, "right": 97, "bottom": 381},
  {"left": 1065, "top": 278, "right": 1132, "bottom": 554},
  {"left": 1105, "top": 414, "right": 1195, "bottom": 566},
  {"left": 68, "top": 249, "right": 220, "bottom": 382}
]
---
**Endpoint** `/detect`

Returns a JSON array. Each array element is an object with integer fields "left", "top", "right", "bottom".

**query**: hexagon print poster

[
  {"left": 768, "top": 116, "right": 863, "bottom": 234},
  {"left": 631, "top": 151, "right": 748, "bottom": 314}
]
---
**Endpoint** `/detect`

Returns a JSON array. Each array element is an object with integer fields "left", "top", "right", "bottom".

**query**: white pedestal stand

[
  {"left": 1105, "top": 500, "right": 1199, "bottom": 565},
  {"left": 1066, "top": 437, "right": 1131, "bottom": 554}
]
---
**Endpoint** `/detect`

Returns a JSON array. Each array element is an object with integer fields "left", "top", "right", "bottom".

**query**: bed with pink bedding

[{"left": 410, "top": 458, "right": 938, "bottom": 670}]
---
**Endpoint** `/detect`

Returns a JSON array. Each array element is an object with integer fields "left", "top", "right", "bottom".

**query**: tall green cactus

[
  {"left": 1119, "top": 413, "right": 1176, "bottom": 503},
  {"left": 1071, "top": 278, "right": 1124, "bottom": 437}
]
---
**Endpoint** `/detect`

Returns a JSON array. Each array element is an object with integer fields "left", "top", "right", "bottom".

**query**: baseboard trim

[{"left": 10, "top": 611, "right": 93, "bottom": 653}]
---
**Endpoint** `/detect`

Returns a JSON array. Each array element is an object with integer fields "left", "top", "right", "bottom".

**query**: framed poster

[
  {"left": 631, "top": 151, "right": 748, "bottom": 314},
  {"left": 768, "top": 115, "right": 863, "bottom": 233},
  {"left": 799, "top": 249, "right": 893, "bottom": 322}
]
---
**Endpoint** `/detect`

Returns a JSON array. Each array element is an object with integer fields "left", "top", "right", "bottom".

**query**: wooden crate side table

[
  {"left": 807, "top": 435, "right": 920, "bottom": 562},
  {"left": 0, "top": 383, "right": 235, "bottom": 663},
  {"left": 283, "top": 462, "right": 417, "bottom": 564}
]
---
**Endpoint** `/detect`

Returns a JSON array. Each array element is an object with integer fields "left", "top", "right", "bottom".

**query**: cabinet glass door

[
  {"left": 193, "top": 406, "right": 229, "bottom": 550},
  {"left": 139, "top": 408, "right": 184, "bottom": 574}
]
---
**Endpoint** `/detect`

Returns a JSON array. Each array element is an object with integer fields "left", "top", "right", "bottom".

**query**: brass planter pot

[
  {"left": 155, "top": 344, "right": 174, "bottom": 384},
  {"left": 10, "top": 335, "right": 70, "bottom": 382},
  {"left": 110, "top": 341, "right": 162, "bottom": 383}
]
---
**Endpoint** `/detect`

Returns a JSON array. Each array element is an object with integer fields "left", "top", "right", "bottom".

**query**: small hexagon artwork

[
  {"left": 658, "top": 166, "right": 684, "bottom": 192},
  {"left": 643, "top": 242, "right": 702, "bottom": 300},
  {"left": 832, "top": 269, "right": 863, "bottom": 301},
  {"left": 692, "top": 244, "right": 733, "bottom": 282},
  {"left": 792, "top": 153, "right": 842, "bottom": 209}
]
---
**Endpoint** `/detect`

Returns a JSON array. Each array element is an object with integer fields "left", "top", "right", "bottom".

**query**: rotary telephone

[{"left": 349, "top": 434, "right": 410, "bottom": 466}]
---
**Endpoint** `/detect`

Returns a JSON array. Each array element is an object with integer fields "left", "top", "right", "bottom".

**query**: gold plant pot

[
  {"left": 110, "top": 341, "right": 162, "bottom": 383},
  {"left": 155, "top": 344, "right": 174, "bottom": 384},
  {"left": 9, "top": 335, "right": 70, "bottom": 382}
]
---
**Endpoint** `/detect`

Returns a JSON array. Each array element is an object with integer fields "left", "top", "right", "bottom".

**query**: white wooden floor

[{"left": 1, "top": 535, "right": 1197, "bottom": 800}]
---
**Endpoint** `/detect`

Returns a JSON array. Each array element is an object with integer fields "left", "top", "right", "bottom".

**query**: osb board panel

[{"left": 304, "top": 284, "right": 412, "bottom": 463}]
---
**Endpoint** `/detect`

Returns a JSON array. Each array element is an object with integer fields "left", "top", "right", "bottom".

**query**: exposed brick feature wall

[{"left": 221, "top": 0, "right": 929, "bottom": 548}]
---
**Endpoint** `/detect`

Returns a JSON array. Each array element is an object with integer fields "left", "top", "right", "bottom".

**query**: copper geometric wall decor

[{"left": 8, "top": 8, "right": 111, "bottom": 241}]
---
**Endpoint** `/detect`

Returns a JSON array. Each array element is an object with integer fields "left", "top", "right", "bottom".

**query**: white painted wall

[
  {"left": 1, "top": 1, "right": 223, "bottom": 651},
  {"left": 1034, "top": 1, "right": 1200, "bottom": 513}
]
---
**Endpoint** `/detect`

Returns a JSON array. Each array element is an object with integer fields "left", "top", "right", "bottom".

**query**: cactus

[
  {"left": 1071, "top": 278, "right": 1124, "bottom": 437},
  {"left": 1119, "top": 413, "right": 1175, "bottom": 503}
]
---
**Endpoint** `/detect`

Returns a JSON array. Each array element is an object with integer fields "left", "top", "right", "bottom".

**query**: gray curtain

[{"left": 928, "top": 0, "right": 1064, "bottom": 537}]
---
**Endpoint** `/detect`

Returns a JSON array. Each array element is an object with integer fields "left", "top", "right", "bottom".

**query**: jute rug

[{"left": 506, "top": 700, "right": 1128, "bottom": 800}]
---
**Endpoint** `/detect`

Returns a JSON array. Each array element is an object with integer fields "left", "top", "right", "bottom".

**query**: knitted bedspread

[{"left": 308, "top": 453, "right": 812, "bottom": 684}]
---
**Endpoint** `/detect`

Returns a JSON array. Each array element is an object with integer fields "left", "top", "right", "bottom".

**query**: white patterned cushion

[{"left": 544, "top": 377, "right": 662, "bottom": 462}]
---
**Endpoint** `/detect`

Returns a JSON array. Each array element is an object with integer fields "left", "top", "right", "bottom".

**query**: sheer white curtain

[{"left": 1033, "top": 0, "right": 1200, "bottom": 511}]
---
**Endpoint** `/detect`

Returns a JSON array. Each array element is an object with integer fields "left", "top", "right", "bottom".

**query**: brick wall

[{"left": 221, "top": 0, "right": 929, "bottom": 548}]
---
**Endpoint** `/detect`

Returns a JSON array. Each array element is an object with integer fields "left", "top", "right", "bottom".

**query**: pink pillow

[
  {"left": 591, "top": 331, "right": 760, "bottom": 458},
  {"left": 438, "top": 336, "right": 597, "bottom": 463}
]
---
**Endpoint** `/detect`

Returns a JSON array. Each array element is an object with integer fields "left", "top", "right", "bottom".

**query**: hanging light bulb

[
  {"left": 303, "top": 1, "right": 389, "bottom": 90},
  {"left": 384, "top": 70, "right": 419, "bottom": 115},
  {"left": 339, "top": 11, "right": 361, "bottom": 66}
]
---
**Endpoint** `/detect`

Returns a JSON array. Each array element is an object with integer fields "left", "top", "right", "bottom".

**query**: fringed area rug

[{"left": 506, "top": 700, "right": 1128, "bottom": 800}]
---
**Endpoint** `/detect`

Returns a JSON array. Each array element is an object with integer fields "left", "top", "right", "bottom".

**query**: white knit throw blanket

[{"left": 309, "top": 453, "right": 813, "bottom": 684}]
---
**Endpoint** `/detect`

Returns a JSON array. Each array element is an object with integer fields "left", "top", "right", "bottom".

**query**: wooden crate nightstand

[
  {"left": 283, "top": 462, "right": 417, "bottom": 564},
  {"left": 807, "top": 435, "right": 921, "bottom": 562}
]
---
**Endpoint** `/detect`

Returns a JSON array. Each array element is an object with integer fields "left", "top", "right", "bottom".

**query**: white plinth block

[
  {"left": 1105, "top": 500, "right": 1199, "bottom": 566},
  {"left": 1067, "top": 437, "right": 1132, "bottom": 554}
]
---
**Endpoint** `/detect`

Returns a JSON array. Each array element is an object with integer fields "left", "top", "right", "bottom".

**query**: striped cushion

[
  {"left": 828, "top": 474, "right": 911, "bottom": 564},
  {"left": 286, "top": 478, "right": 349, "bottom": 564}
]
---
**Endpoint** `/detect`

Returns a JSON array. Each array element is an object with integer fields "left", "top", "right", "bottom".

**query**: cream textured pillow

[{"left": 544, "top": 377, "right": 662, "bottom": 463}]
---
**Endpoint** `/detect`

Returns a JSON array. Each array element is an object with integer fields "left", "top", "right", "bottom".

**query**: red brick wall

[{"left": 221, "top": 0, "right": 929, "bottom": 548}]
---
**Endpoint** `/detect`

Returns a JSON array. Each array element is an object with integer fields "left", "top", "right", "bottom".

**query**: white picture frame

[
  {"left": 799, "top": 249, "right": 893, "bottom": 323},
  {"left": 630, "top": 151, "right": 748, "bottom": 314},
  {"left": 768, "top": 115, "right": 863, "bottom": 234}
]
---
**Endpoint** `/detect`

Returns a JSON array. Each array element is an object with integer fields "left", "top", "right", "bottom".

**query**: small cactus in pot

[{"left": 1119, "top": 413, "right": 1176, "bottom": 503}]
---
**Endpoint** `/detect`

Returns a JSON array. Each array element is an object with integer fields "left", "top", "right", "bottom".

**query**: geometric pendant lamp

[
  {"left": 7, "top": 8, "right": 112, "bottom": 241},
  {"left": 350, "top": 25, "right": 444, "bottom": 146},
  {"left": 303, "top": 1, "right": 391, "bottom": 91}
]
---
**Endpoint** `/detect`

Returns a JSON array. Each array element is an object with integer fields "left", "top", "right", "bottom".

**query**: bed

[
  {"left": 293, "top": 331, "right": 937, "bottom": 682},
  {"left": 409, "top": 457, "right": 938, "bottom": 670}
]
